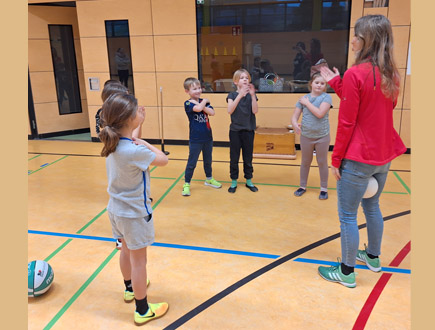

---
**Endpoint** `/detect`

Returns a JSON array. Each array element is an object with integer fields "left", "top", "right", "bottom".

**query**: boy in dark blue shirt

[{"left": 182, "top": 77, "right": 222, "bottom": 196}]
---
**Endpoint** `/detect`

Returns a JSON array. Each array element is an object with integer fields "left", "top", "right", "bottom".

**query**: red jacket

[{"left": 329, "top": 62, "right": 406, "bottom": 168}]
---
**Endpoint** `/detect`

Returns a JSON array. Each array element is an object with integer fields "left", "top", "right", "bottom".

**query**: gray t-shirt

[
  {"left": 106, "top": 138, "right": 156, "bottom": 218},
  {"left": 296, "top": 92, "right": 332, "bottom": 139},
  {"left": 226, "top": 92, "right": 257, "bottom": 131}
]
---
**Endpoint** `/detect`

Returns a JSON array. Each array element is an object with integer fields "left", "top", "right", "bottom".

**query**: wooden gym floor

[{"left": 28, "top": 140, "right": 411, "bottom": 329}]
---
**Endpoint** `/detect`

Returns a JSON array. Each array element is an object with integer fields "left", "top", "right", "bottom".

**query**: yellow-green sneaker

[
  {"left": 204, "top": 178, "right": 222, "bottom": 189},
  {"left": 124, "top": 290, "right": 135, "bottom": 303},
  {"left": 124, "top": 278, "right": 150, "bottom": 303},
  {"left": 134, "top": 302, "right": 169, "bottom": 326},
  {"left": 182, "top": 183, "right": 191, "bottom": 196}
]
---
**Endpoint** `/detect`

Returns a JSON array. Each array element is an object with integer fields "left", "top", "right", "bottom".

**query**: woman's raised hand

[{"left": 320, "top": 66, "right": 340, "bottom": 82}]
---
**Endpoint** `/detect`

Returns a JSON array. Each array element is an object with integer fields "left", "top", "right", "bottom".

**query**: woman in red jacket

[{"left": 318, "top": 15, "right": 406, "bottom": 288}]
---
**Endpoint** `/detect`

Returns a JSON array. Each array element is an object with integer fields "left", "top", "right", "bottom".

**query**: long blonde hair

[
  {"left": 354, "top": 15, "right": 400, "bottom": 100},
  {"left": 99, "top": 93, "right": 138, "bottom": 157}
]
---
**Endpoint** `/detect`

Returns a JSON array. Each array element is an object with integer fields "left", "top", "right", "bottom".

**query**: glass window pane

[
  {"left": 49, "top": 25, "right": 82, "bottom": 114},
  {"left": 196, "top": 0, "right": 351, "bottom": 93},
  {"left": 105, "top": 20, "right": 135, "bottom": 94}
]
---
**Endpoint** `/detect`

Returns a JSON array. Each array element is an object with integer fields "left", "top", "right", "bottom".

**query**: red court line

[{"left": 352, "top": 241, "right": 411, "bottom": 330}]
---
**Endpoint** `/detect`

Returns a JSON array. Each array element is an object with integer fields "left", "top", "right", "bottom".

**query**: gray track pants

[{"left": 299, "top": 134, "right": 330, "bottom": 189}]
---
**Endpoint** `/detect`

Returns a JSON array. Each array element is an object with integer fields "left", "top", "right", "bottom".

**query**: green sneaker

[
  {"left": 182, "top": 183, "right": 191, "bottom": 196},
  {"left": 356, "top": 244, "right": 382, "bottom": 272},
  {"left": 318, "top": 259, "right": 356, "bottom": 288},
  {"left": 204, "top": 178, "right": 222, "bottom": 189},
  {"left": 124, "top": 278, "right": 150, "bottom": 303},
  {"left": 134, "top": 302, "right": 169, "bottom": 326}
]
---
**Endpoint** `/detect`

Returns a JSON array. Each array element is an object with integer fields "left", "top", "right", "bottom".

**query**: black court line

[
  {"left": 27, "top": 152, "right": 411, "bottom": 173},
  {"left": 163, "top": 210, "right": 411, "bottom": 330}
]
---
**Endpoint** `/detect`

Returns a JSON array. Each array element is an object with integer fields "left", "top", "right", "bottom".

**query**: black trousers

[
  {"left": 229, "top": 129, "right": 255, "bottom": 180},
  {"left": 118, "top": 70, "right": 129, "bottom": 87}
]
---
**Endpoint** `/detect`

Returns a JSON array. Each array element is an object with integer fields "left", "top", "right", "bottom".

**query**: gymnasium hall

[{"left": 26, "top": 1, "right": 412, "bottom": 329}]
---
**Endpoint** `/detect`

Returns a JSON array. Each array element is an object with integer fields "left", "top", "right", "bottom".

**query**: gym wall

[{"left": 27, "top": 0, "right": 411, "bottom": 148}]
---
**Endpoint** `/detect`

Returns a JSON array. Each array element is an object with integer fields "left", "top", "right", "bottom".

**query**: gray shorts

[{"left": 108, "top": 211, "right": 155, "bottom": 250}]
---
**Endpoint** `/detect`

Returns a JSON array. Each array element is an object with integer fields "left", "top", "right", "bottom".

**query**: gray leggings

[{"left": 299, "top": 134, "right": 330, "bottom": 189}]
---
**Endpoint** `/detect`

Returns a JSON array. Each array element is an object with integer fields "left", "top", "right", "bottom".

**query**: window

[
  {"left": 49, "top": 25, "right": 82, "bottom": 114},
  {"left": 105, "top": 20, "right": 135, "bottom": 94},
  {"left": 196, "top": 0, "right": 351, "bottom": 93}
]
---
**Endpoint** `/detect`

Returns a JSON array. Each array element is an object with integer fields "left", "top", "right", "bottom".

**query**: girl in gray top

[
  {"left": 291, "top": 72, "right": 332, "bottom": 200},
  {"left": 99, "top": 93, "right": 169, "bottom": 325}
]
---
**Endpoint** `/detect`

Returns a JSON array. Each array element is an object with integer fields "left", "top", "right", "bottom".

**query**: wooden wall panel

[
  {"left": 151, "top": 0, "right": 196, "bottom": 35},
  {"left": 363, "top": 7, "right": 389, "bottom": 17},
  {"left": 28, "top": 39, "right": 53, "bottom": 72},
  {"left": 33, "top": 102, "right": 89, "bottom": 135},
  {"left": 389, "top": 0, "right": 411, "bottom": 26},
  {"left": 350, "top": 0, "right": 364, "bottom": 27},
  {"left": 154, "top": 35, "right": 198, "bottom": 72},
  {"left": 392, "top": 26, "right": 410, "bottom": 70},
  {"left": 130, "top": 36, "right": 156, "bottom": 72},
  {"left": 28, "top": 6, "right": 89, "bottom": 135}
]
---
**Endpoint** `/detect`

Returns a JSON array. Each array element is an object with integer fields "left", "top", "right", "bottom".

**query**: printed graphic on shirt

[{"left": 184, "top": 100, "right": 213, "bottom": 142}]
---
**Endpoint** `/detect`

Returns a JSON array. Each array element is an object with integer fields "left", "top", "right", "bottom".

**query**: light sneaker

[
  {"left": 356, "top": 244, "right": 382, "bottom": 272},
  {"left": 116, "top": 239, "right": 122, "bottom": 250},
  {"left": 318, "top": 259, "right": 356, "bottom": 288},
  {"left": 204, "top": 178, "right": 222, "bottom": 188},
  {"left": 124, "top": 278, "right": 150, "bottom": 303},
  {"left": 182, "top": 183, "right": 191, "bottom": 196},
  {"left": 134, "top": 302, "right": 169, "bottom": 326}
]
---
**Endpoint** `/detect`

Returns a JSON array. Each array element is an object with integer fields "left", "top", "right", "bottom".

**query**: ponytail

[
  {"left": 99, "top": 126, "right": 120, "bottom": 157},
  {"left": 99, "top": 93, "right": 138, "bottom": 157}
]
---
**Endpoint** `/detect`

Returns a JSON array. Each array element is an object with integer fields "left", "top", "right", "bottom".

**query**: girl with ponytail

[{"left": 99, "top": 93, "right": 170, "bottom": 325}]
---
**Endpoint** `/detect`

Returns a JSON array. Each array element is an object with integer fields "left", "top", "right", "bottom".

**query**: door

[{"left": 48, "top": 24, "right": 82, "bottom": 115}]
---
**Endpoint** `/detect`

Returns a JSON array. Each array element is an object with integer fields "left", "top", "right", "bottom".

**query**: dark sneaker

[
  {"left": 294, "top": 188, "right": 306, "bottom": 197},
  {"left": 319, "top": 191, "right": 328, "bottom": 200},
  {"left": 245, "top": 184, "right": 258, "bottom": 192}
]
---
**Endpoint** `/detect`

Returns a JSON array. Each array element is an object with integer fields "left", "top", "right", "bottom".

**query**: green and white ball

[{"left": 28, "top": 260, "right": 54, "bottom": 297}]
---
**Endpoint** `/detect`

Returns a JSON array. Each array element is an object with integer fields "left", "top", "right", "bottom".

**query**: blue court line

[
  {"left": 28, "top": 229, "right": 280, "bottom": 259},
  {"left": 28, "top": 230, "right": 411, "bottom": 274},
  {"left": 294, "top": 257, "right": 411, "bottom": 274},
  {"left": 152, "top": 242, "right": 280, "bottom": 259}
]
